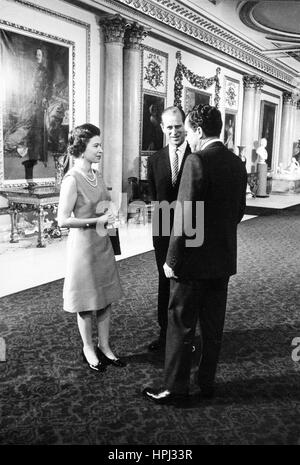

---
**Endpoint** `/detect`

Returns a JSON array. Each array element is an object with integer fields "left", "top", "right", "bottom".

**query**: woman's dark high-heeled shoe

[
  {"left": 82, "top": 350, "right": 106, "bottom": 372},
  {"left": 96, "top": 346, "right": 126, "bottom": 368}
]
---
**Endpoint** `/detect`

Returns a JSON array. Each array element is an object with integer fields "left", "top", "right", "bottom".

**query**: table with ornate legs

[
  {"left": 127, "top": 200, "right": 153, "bottom": 224},
  {"left": 0, "top": 185, "right": 60, "bottom": 248}
]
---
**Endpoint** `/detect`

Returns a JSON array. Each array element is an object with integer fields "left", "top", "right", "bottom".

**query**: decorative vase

[{"left": 237, "top": 145, "right": 246, "bottom": 164}]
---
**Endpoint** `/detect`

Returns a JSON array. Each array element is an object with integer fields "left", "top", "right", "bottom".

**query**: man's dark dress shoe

[
  {"left": 142, "top": 387, "right": 189, "bottom": 405},
  {"left": 194, "top": 373, "right": 214, "bottom": 398},
  {"left": 148, "top": 337, "right": 166, "bottom": 351},
  {"left": 82, "top": 350, "right": 106, "bottom": 373},
  {"left": 96, "top": 346, "right": 126, "bottom": 368}
]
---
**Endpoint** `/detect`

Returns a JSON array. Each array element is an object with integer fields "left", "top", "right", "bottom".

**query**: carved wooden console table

[{"left": 0, "top": 185, "right": 60, "bottom": 248}]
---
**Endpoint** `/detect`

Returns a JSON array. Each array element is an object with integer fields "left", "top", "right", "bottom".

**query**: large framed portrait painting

[
  {"left": 0, "top": 27, "right": 72, "bottom": 186},
  {"left": 141, "top": 93, "right": 165, "bottom": 153},
  {"left": 224, "top": 112, "right": 236, "bottom": 152},
  {"left": 259, "top": 100, "right": 276, "bottom": 168}
]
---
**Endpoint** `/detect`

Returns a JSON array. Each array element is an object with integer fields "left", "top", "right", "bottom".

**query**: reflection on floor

[
  {"left": 0, "top": 192, "right": 299, "bottom": 298},
  {"left": 246, "top": 193, "right": 300, "bottom": 209},
  {"left": 0, "top": 222, "right": 153, "bottom": 298}
]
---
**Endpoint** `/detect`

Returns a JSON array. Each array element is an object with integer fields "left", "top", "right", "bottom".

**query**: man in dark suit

[
  {"left": 147, "top": 106, "right": 190, "bottom": 351},
  {"left": 143, "top": 104, "right": 247, "bottom": 403}
]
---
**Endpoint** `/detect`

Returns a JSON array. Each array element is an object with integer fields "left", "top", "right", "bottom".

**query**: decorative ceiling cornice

[{"left": 103, "top": 0, "right": 295, "bottom": 85}]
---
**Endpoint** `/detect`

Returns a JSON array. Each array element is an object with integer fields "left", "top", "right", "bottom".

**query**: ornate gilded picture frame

[
  {"left": 0, "top": 23, "right": 74, "bottom": 187},
  {"left": 141, "top": 93, "right": 165, "bottom": 153},
  {"left": 259, "top": 100, "right": 277, "bottom": 168},
  {"left": 184, "top": 87, "right": 212, "bottom": 114},
  {"left": 140, "top": 46, "right": 168, "bottom": 179},
  {"left": 224, "top": 112, "right": 236, "bottom": 152},
  {"left": 224, "top": 77, "right": 239, "bottom": 112},
  {"left": 142, "top": 46, "right": 168, "bottom": 95}
]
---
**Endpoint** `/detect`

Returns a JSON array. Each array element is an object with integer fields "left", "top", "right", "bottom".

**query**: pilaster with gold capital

[
  {"left": 252, "top": 78, "right": 264, "bottom": 145},
  {"left": 254, "top": 77, "right": 265, "bottom": 91},
  {"left": 290, "top": 97, "right": 298, "bottom": 153},
  {"left": 241, "top": 75, "right": 257, "bottom": 171},
  {"left": 100, "top": 14, "right": 128, "bottom": 44},
  {"left": 279, "top": 92, "right": 295, "bottom": 168},
  {"left": 123, "top": 23, "right": 150, "bottom": 191},
  {"left": 243, "top": 75, "right": 257, "bottom": 90},
  {"left": 124, "top": 22, "right": 150, "bottom": 50},
  {"left": 100, "top": 14, "right": 128, "bottom": 206},
  {"left": 283, "top": 91, "right": 293, "bottom": 106}
]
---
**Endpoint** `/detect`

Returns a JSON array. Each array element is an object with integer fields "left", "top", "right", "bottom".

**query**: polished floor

[
  {"left": 0, "top": 221, "right": 154, "bottom": 298},
  {"left": 246, "top": 192, "right": 300, "bottom": 209},
  {"left": 0, "top": 192, "right": 299, "bottom": 298},
  {"left": 1, "top": 207, "right": 300, "bottom": 445}
]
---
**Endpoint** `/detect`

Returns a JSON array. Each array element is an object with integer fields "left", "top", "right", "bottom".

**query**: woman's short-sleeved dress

[{"left": 62, "top": 168, "right": 123, "bottom": 313}]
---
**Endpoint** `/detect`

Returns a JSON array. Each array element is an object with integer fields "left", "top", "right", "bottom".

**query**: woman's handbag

[{"left": 107, "top": 227, "right": 121, "bottom": 255}]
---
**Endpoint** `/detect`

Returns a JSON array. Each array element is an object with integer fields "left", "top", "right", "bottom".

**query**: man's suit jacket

[
  {"left": 148, "top": 144, "right": 191, "bottom": 240},
  {"left": 166, "top": 141, "right": 248, "bottom": 279}
]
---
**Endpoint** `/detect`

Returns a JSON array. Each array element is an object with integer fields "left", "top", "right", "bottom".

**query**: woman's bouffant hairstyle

[
  {"left": 187, "top": 104, "right": 222, "bottom": 137},
  {"left": 67, "top": 123, "right": 100, "bottom": 158}
]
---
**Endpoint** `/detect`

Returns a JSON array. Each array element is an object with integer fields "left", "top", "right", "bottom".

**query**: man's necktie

[{"left": 172, "top": 149, "right": 179, "bottom": 186}]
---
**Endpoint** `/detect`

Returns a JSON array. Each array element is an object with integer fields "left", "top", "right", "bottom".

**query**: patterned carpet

[{"left": 0, "top": 207, "right": 300, "bottom": 445}]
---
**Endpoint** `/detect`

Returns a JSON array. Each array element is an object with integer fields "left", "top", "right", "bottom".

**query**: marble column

[
  {"left": 256, "top": 163, "right": 268, "bottom": 197},
  {"left": 241, "top": 75, "right": 257, "bottom": 172},
  {"left": 253, "top": 78, "right": 265, "bottom": 146},
  {"left": 290, "top": 99, "right": 297, "bottom": 154},
  {"left": 100, "top": 14, "right": 127, "bottom": 208},
  {"left": 279, "top": 92, "right": 294, "bottom": 169},
  {"left": 296, "top": 100, "right": 300, "bottom": 150},
  {"left": 122, "top": 23, "right": 149, "bottom": 191}
]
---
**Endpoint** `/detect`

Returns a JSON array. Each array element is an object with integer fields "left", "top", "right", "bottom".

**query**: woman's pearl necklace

[{"left": 77, "top": 169, "right": 98, "bottom": 187}]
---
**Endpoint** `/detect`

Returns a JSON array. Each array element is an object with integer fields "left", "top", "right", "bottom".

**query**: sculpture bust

[
  {"left": 275, "top": 157, "right": 300, "bottom": 181},
  {"left": 256, "top": 138, "right": 268, "bottom": 164},
  {"left": 286, "top": 156, "right": 300, "bottom": 174}
]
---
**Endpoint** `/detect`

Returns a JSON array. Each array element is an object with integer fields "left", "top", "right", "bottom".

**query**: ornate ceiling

[
  {"left": 239, "top": 1, "right": 300, "bottom": 68},
  {"left": 63, "top": 0, "right": 300, "bottom": 88},
  {"left": 183, "top": 0, "right": 300, "bottom": 76}
]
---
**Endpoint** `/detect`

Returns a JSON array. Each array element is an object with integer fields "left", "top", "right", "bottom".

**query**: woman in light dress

[{"left": 57, "top": 123, "right": 125, "bottom": 372}]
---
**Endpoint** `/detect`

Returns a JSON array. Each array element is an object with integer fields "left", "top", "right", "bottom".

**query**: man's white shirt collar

[{"left": 201, "top": 138, "right": 222, "bottom": 151}]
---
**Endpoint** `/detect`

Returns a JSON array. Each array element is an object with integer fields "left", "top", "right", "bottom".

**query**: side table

[
  {"left": 127, "top": 201, "right": 153, "bottom": 224},
  {"left": 0, "top": 185, "right": 60, "bottom": 248}
]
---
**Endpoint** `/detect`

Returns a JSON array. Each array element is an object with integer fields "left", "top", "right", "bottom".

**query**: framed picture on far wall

[
  {"left": 141, "top": 93, "right": 165, "bottom": 153},
  {"left": 142, "top": 46, "right": 168, "bottom": 94},
  {"left": 225, "top": 77, "right": 239, "bottom": 112},
  {"left": 224, "top": 112, "right": 236, "bottom": 152},
  {"left": 259, "top": 100, "right": 276, "bottom": 168},
  {"left": 184, "top": 87, "right": 211, "bottom": 114}
]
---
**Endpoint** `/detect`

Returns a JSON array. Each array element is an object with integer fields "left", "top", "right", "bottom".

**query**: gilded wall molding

[
  {"left": 174, "top": 51, "right": 221, "bottom": 109},
  {"left": 124, "top": 23, "right": 150, "bottom": 49},
  {"left": 99, "top": 14, "right": 128, "bottom": 43},
  {"left": 283, "top": 92, "right": 294, "bottom": 105},
  {"left": 104, "top": 0, "right": 295, "bottom": 85},
  {"left": 243, "top": 75, "right": 265, "bottom": 90}
]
